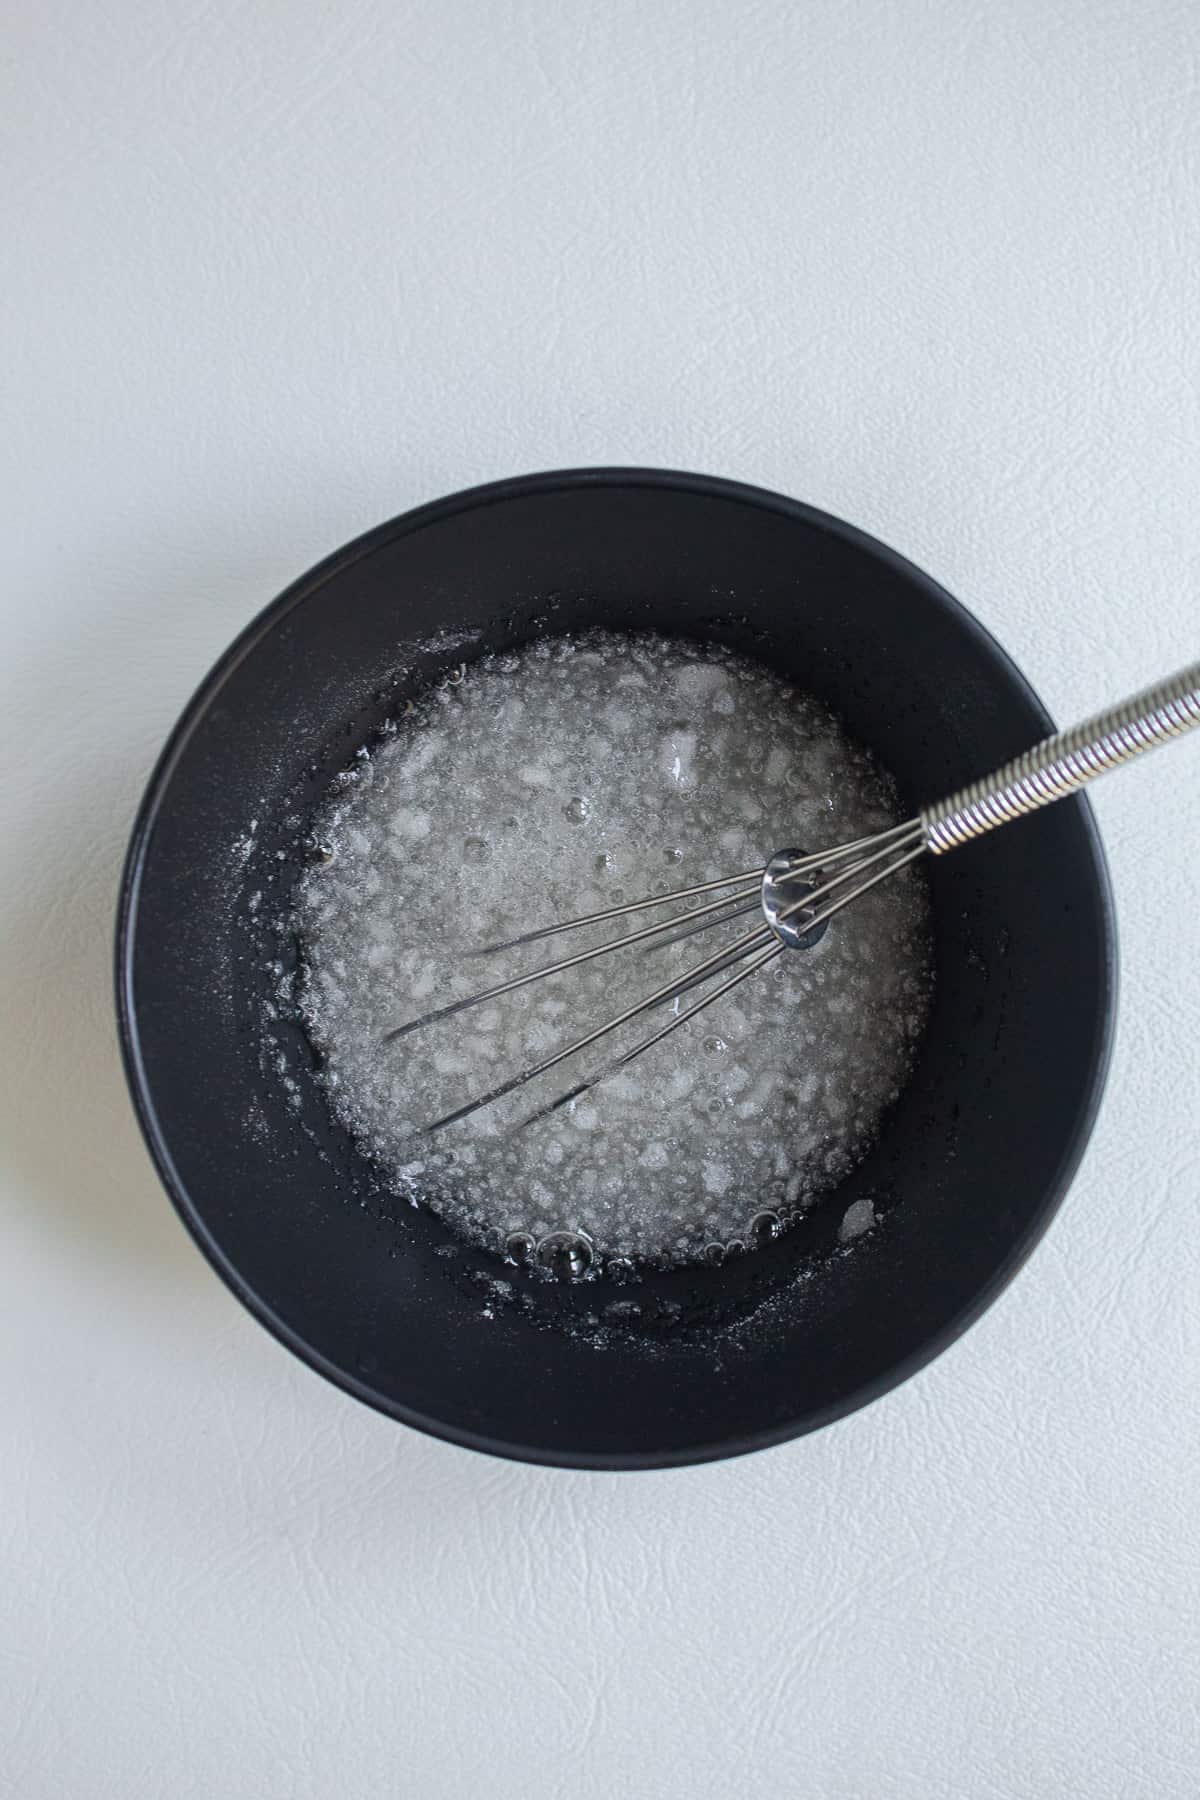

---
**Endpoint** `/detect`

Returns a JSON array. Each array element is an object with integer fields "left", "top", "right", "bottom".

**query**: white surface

[{"left": 2, "top": 1, "right": 1197, "bottom": 1794}]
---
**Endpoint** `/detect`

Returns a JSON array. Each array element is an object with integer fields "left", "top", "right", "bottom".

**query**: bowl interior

[{"left": 118, "top": 471, "right": 1115, "bottom": 1468}]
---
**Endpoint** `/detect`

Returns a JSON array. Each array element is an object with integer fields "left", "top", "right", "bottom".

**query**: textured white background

[{"left": 3, "top": 2, "right": 1198, "bottom": 1794}]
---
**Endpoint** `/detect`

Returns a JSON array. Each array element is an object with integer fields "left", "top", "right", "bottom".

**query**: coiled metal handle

[{"left": 921, "top": 660, "right": 1200, "bottom": 855}]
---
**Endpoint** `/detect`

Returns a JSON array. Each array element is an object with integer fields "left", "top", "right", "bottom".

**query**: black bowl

[{"left": 116, "top": 469, "right": 1116, "bottom": 1469}]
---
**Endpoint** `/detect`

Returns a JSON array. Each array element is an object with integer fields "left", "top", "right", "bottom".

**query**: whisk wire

[
  {"left": 405, "top": 836, "right": 926, "bottom": 1131},
  {"left": 769, "top": 817, "right": 922, "bottom": 885},
  {"left": 776, "top": 842, "right": 926, "bottom": 934},
  {"left": 468, "top": 864, "right": 764, "bottom": 957},
  {"left": 422, "top": 917, "right": 776, "bottom": 1133},
  {"left": 515, "top": 940, "right": 785, "bottom": 1131},
  {"left": 384, "top": 877, "right": 766, "bottom": 1044}
]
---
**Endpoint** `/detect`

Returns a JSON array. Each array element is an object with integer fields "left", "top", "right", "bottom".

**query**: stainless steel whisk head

[{"left": 386, "top": 660, "right": 1200, "bottom": 1131}]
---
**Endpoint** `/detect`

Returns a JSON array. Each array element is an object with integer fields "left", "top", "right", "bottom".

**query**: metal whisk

[{"left": 387, "top": 660, "right": 1200, "bottom": 1131}]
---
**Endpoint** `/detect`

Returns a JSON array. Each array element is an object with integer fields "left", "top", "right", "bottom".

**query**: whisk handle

[{"left": 920, "top": 660, "right": 1200, "bottom": 854}]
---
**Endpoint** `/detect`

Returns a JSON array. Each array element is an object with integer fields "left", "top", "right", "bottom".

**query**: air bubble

[
  {"left": 703, "top": 1243, "right": 726, "bottom": 1266},
  {"left": 564, "top": 796, "right": 591, "bottom": 825},
  {"left": 504, "top": 1231, "right": 535, "bottom": 1265},
  {"left": 537, "top": 1231, "right": 594, "bottom": 1279},
  {"left": 749, "top": 1209, "right": 782, "bottom": 1245}
]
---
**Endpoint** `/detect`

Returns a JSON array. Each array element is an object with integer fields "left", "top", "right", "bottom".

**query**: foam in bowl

[{"left": 291, "top": 631, "right": 933, "bottom": 1269}]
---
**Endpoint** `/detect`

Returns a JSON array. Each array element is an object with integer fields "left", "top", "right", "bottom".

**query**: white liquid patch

[{"left": 292, "top": 633, "right": 932, "bottom": 1267}]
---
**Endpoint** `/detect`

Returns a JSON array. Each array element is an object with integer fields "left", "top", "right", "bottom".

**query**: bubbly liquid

[{"left": 292, "top": 633, "right": 933, "bottom": 1269}]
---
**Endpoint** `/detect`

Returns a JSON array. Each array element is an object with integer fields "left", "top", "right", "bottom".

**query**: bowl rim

[{"left": 115, "top": 466, "right": 1118, "bottom": 1469}]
